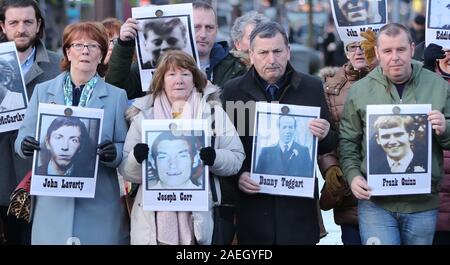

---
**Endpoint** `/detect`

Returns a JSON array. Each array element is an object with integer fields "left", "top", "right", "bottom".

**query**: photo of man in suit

[
  {"left": 36, "top": 116, "right": 95, "bottom": 177},
  {"left": 255, "top": 115, "right": 313, "bottom": 177},
  {"left": 369, "top": 115, "right": 427, "bottom": 174}
]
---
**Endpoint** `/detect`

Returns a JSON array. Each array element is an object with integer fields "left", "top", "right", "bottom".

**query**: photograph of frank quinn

[
  {"left": 137, "top": 15, "right": 194, "bottom": 70},
  {"left": 368, "top": 114, "right": 428, "bottom": 175},
  {"left": 333, "top": 0, "right": 386, "bottom": 27},
  {"left": 253, "top": 113, "right": 314, "bottom": 178},
  {"left": 146, "top": 130, "right": 204, "bottom": 190},
  {"left": 428, "top": 0, "right": 450, "bottom": 29},
  {"left": 35, "top": 115, "right": 100, "bottom": 178},
  {"left": 0, "top": 52, "right": 26, "bottom": 113}
]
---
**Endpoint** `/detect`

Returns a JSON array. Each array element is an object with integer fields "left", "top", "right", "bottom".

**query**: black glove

[
  {"left": 21, "top": 136, "right": 40, "bottom": 156},
  {"left": 200, "top": 147, "right": 216, "bottom": 166},
  {"left": 424, "top": 43, "right": 445, "bottom": 71},
  {"left": 133, "top": 143, "right": 149, "bottom": 164},
  {"left": 97, "top": 140, "right": 117, "bottom": 163}
]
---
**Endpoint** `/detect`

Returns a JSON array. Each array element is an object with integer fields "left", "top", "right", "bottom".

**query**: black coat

[{"left": 221, "top": 64, "right": 338, "bottom": 244}]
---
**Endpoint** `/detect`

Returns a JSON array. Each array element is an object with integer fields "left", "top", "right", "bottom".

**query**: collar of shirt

[
  {"left": 254, "top": 67, "right": 292, "bottom": 96},
  {"left": 279, "top": 141, "right": 293, "bottom": 152},
  {"left": 386, "top": 150, "right": 414, "bottom": 173},
  {"left": 21, "top": 46, "right": 36, "bottom": 76}
]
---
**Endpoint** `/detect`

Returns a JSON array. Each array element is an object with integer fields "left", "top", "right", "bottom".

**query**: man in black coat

[{"left": 222, "top": 21, "right": 337, "bottom": 245}]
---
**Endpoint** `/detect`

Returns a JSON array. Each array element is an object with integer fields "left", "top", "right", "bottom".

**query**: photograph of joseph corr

[
  {"left": 0, "top": 52, "right": 26, "bottom": 113},
  {"left": 368, "top": 114, "right": 428, "bottom": 175},
  {"left": 34, "top": 115, "right": 100, "bottom": 178},
  {"left": 136, "top": 15, "right": 195, "bottom": 70},
  {"left": 333, "top": 0, "right": 386, "bottom": 27},
  {"left": 253, "top": 113, "right": 315, "bottom": 178},
  {"left": 146, "top": 130, "right": 204, "bottom": 190}
]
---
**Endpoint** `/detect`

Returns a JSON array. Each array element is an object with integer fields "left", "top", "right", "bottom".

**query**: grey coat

[
  {"left": 0, "top": 40, "right": 61, "bottom": 206},
  {"left": 15, "top": 72, "right": 130, "bottom": 245}
]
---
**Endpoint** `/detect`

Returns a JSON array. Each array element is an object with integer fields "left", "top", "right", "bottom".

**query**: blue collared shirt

[{"left": 21, "top": 46, "right": 36, "bottom": 76}]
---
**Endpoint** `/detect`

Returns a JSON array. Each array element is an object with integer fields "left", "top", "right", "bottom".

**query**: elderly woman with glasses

[
  {"left": 317, "top": 30, "right": 379, "bottom": 245},
  {"left": 15, "top": 21, "right": 129, "bottom": 245}
]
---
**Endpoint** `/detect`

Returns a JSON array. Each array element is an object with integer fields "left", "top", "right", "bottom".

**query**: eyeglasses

[
  {"left": 70, "top": 43, "right": 101, "bottom": 52},
  {"left": 346, "top": 44, "right": 364, "bottom": 52},
  {"left": 109, "top": 38, "right": 118, "bottom": 46}
]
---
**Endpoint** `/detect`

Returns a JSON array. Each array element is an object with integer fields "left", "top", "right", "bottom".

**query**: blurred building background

[{"left": 35, "top": 0, "right": 428, "bottom": 74}]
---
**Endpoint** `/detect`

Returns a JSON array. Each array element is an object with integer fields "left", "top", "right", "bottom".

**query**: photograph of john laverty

[
  {"left": 368, "top": 114, "right": 428, "bottom": 175},
  {"left": 253, "top": 114, "right": 314, "bottom": 178},
  {"left": 35, "top": 115, "right": 100, "bottom": 178}
]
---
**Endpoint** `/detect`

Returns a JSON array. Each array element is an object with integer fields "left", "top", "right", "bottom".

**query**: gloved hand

[
  {"left": 200, "top": 147, "right": 216, "bottom": 166},
  {"left": 324, "top": 166, "right": 343, "bottom": 195},
  {"left": 133, "top": 143, "right": 149, "bottom": 164},
  {"left": 424, "top": 43, "right": 445, "bottom": 71},
  {"left": 97, "top": 140, "right": 117, "bottom": 163},
  {"left": 21, "top": 136, "right": 40, "bottom": 156}
]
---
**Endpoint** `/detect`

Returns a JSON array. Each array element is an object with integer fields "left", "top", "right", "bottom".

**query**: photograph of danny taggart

[
  {"left": 34, "top": 114, "right": 101, "bottom": 179},
  {"left": 253, "top": 113, "right": 315, "bottom": 178}
]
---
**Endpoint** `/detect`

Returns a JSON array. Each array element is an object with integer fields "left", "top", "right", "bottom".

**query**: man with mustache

[
  {"left": 340, "top": 23, "right": 450, "bottom": 245},
  {"left": 0, "top": 0, "right": 60, "bottom": 245},
  {"left": 222, "top": 21, "right": 337, "bottom": 245}
]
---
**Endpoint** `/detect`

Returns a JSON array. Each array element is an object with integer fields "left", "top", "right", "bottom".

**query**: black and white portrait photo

[
  {"left": 366, "top": 104, "right": 432, "bottom": 196},
  {"left": 145, "top": 130, "right": 204, "bottom": 190},
  {"left": 132, "top": 4, "right": 199, "bottom": 92},
  {"left": 250, "top": 103, "right": 319, "bottom": 198},
  {"left": 0, "top": 42, "right": 28, "bottom": 133},
  {"left": 368, "top": 114, "right": 428, "bottom": 175},
  {"left": 332, "top": 0, "right": 387, "bottom": 27},
  {"left": 427, "top": 0, "right": 450, "bottom": 29},
  {"left": 30, "top": 104, "right": 104, "bottom": 198},
  {"left": 253, "top": 114, "right": 314, "bottom": 178},
  {"left": 137, "top": 16, "right": 193, "bottom": 70},
  {"left": 141, "top": 119, "right": 209, "bottom": 211},
  {"left": 35, "top": 115, "right": 100, "bottom": 178}
]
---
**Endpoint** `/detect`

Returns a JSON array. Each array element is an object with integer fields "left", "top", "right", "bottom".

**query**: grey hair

[
  {"left": 230, "top": 11, "right": 270, "bottom": 44},
  {"left": 249, "top": 22, "right": 289, "bottom": 49},
  {"left": 376, "top": 23, "right": 413, "bottom": 46}
]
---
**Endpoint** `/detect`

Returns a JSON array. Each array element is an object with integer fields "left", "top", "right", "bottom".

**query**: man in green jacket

[{"left": 339, "top": 23, "right": 450, "bottom": 245}]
